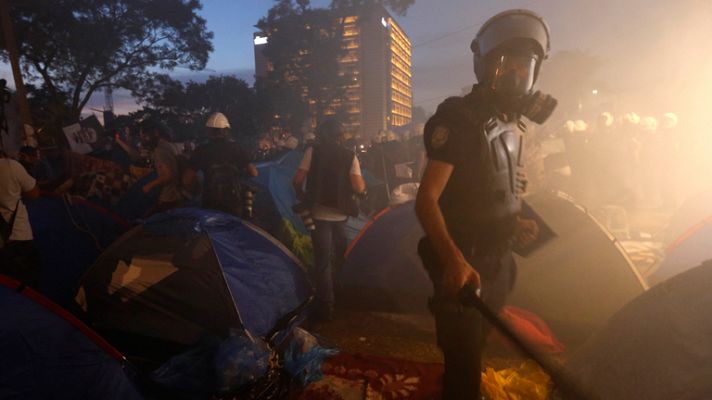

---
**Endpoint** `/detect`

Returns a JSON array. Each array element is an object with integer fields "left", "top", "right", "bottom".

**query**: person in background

[
  {"left": 0, "top": 153, "right": 40, "bottom": 287},
  {"left": 136, "top": 119, "right": 188, "bottom": 212},
  {"left": 188, "top": 112, "right": 257, "bottom": 215},
  {"left": 191, "top": 112, "right": 257, "bottom": 178},
  {"left": 292, "top": 118, "right": 366, "bottom": 322},
  {"left": 16, "top": 145, "right": 54, "bottom": 188}
]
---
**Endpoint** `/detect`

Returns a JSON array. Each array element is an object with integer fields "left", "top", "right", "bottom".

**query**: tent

[
  {"left": 252, "top": 150, "right": 307, "bottom": 235},
  {"left": 566, "top": 260, "right": 712, "bottom": 400},
  {"left": 338, "top": 192, "right": 646, "bottom": 344},
  {"left": 650, "top": 216, "right": 712, "bottom": 285},
  {"left": 663, "top": 189, "right": 712, "bottom": 244},
  {"left": 251, "top": 149, "right": 386, "bottom": 237},
  {"left": 0, "top": 274, "right": 140, "bottom": 400},
  {"left": 26, "top": 194, "right": 130, "bottom": 307},
  {"left": 76, "top": 208, "right": 312, "bottom": 364}
]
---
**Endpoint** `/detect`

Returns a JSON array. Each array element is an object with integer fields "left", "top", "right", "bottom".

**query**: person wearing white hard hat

[
  {"left": 188, "top": 112, "right": 258, "bottom": 216},
  {"left": 191, "top": 112, "right": 257, "bottom": 178}
]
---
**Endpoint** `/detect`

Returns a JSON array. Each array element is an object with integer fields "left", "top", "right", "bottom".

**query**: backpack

[{"left": 203, "top": 164, "right": 243, "bottom": 216}]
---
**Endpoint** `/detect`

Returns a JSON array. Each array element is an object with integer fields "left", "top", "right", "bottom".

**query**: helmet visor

[{"left": 489, "top": 53, "right": 537, "bottom": 96}]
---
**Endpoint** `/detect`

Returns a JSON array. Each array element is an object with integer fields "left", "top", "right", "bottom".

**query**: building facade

[{"left": 254, "top": 6, "right": 412, "bottom": 141}]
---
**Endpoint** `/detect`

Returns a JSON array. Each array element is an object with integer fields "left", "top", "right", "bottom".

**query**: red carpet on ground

[{"left": 299, "top": 353, "right": 444, "bottom": 400}]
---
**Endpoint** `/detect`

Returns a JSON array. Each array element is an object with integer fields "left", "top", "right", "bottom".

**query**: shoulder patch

[{"left": 431, "top": 126, "right": 450, "bottom": 149}]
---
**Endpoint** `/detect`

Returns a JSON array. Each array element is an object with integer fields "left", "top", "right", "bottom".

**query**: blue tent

[
  {"left": 26, "top": 194, "right": 129, "bottom": 307},
  {"left": 77, "top": 208, "right": 312, "bottom": 363},
  {"left": 251, "top": 149, "right": 384, "bottom": 237},
  {"left": 252, "top": 150, "right": 307, "bottom": 234},
  {"left": 0, "top": 275, "right": 140, "bottom": 400}
]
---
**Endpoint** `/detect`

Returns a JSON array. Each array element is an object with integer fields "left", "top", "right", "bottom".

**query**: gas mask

[{"left": 484, "top": 49, "right": 557, "bottom": 124}]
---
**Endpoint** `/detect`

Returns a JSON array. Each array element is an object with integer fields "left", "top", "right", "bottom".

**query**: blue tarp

[
  {"left": 252, "top": 149, "right": 384, "bottom": 236},
  {"left": 0, "top": 280, "right": 140, "bottom": 400},
  {"left": 252, "top": 150, "right": 307, "bottom": 234}
]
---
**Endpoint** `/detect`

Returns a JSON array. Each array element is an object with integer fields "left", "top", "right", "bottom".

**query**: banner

[{"left": 63, "top": 115, "right": 105, "bottom": 154}]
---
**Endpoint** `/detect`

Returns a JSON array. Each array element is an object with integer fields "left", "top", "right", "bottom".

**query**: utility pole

[{"left": 0, "top": 0, "right": 35, "bottom": 145}]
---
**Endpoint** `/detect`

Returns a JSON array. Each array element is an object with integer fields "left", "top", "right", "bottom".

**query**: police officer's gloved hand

[{"left": 520, "top": 91, "right": 558, "bottom": 124}]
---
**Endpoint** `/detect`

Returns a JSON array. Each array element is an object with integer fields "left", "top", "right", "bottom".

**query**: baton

[{"left": 459, "top": 283, "right": 599, "bottom": 400}]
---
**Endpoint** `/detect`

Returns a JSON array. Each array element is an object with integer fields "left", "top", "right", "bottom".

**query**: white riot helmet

[
  {"left": 598, "top": 112, "right": 614, "bottom": 128},
  {"left": 471, "top": 9, "right": 551, "bottom": 96},
  {"left": 574, "top": 119, "right": 588, "bottom": 132},
  {"left": 640, "top": 117, "right": 658, "bottom": 132},
  {"left": 661, "top": 113, "right": 678, "bottom": 129},
  {"left": 205, "top": 112, "right": 231, "bottom": 129}
]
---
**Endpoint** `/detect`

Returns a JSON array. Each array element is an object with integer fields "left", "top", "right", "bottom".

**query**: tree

[
  {"left": 1, "top": 0, "right": 213, "bottom": 123},
  {"left": 256, "top": 0, "right": 351, "bottom": 135},
  {"left": 536, "top": 50, "right": 604, "bottom": 118},
  {"left": 411, "top": 105, "right": 428, "bottom": 124},
  {"left": 139, "top": 75, "right": 269, "bottom": 142},
  {"left": 329, "top": 0, "right": 415, "bottom": 16}
]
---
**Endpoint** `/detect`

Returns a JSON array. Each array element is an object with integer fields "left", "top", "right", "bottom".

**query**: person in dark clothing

[
  {"left": 415, "top": 10, "right": 556, "bottom": 399},
  {"left": 17, "top": 146, "right": 54, "bottom": 185},
  {"left": 188, "top": 112, "right": 257, "bottom": 215},
  {"left": 292, "top": 118, "right": 366, "bottom": 322}
]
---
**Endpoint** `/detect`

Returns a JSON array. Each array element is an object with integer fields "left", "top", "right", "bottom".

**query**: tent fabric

[
  {"left": 78, "top": 208, "right": 312, "bottom": 350},
  {"left": 650, "top": 217, "right": 712, "bottom": 285},
  {"left": 26, "top": 194, "right": 129, "bottom": 307},
  {"left": 0, "top": 275, "right": 140, "bottom": 400},
  {"left": 566, "top": 260, "right": 712, "bottom": 400},
  {"left": 252, "top": 149, "right": 385, "bottom": 237},
  {"left": 338, "top": 192, "right": 646, "bottom": 344},
  {"left": 252, "top": 150, "right": 307, "bottom": 235}
]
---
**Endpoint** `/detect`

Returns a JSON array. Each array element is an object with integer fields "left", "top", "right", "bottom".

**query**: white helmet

[
  {"left": 205, "top": 112, "right": 230, "bottom": 129},
  {"left": 564, "top": 120, "right": 575, "bottom": 133},
  {"left": 598, "top": 112, "right": 614, "bottom": 127},
  {"left": 622, "top": 112, "right": 640, "bottom": 125},
  {"left": 640, "top": 116, "right": 658, "bottom": 132},
  {"left": 661, "top": 112, "right": 678, "bottom": 129},
  {"left": 573, "top": 119, "right": 588, "bottom": 132}
]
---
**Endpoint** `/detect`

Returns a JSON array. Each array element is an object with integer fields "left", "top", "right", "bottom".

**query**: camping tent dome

[
  {"left": 77, "top": 208, "right": 312, "bottom": 360},
  {"left": 0, "top": 275, "right": 140, "bottom": 400},
  {"left": 338, "top": 192, "right": 646, "bottom": 345}
]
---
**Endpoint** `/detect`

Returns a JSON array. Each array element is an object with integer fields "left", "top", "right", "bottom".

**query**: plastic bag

[
  {"left": 150, "top": 337, "right": 220, "bottom": 395},
  {"left": 214, "top": 330, "right": 272, "bottom": 392},
  {"left": 283, "top": 328, "right": 339, "bottom": 386}
]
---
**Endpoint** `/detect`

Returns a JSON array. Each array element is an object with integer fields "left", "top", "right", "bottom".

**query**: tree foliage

[
  {"left": 2, "top": 0, "right": 213, "bottom": 123},
  {"left": 329, "top": 0, "right": 415, "bottom": 16},
  {"left": 137, "top": 75, "right": 269, "bottom": 141},
  {"left": 256, "top": 0, "right": 351, "bottom": 135},
  {"left": 537, "top": 50, "right": 604, "bottom": 117}
]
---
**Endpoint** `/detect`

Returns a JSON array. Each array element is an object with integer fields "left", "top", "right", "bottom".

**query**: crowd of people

[{"left": 526, "top": 111, "right": 682, "bottom": 215}]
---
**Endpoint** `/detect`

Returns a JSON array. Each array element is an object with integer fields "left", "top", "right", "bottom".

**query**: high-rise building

[{"left": 254, "top": 5, "right": 412, "bottom": 141}]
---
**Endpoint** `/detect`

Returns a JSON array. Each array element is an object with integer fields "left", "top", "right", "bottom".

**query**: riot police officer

[{"left": 415, "top": 10, "right": 556, "bottom": 399}]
